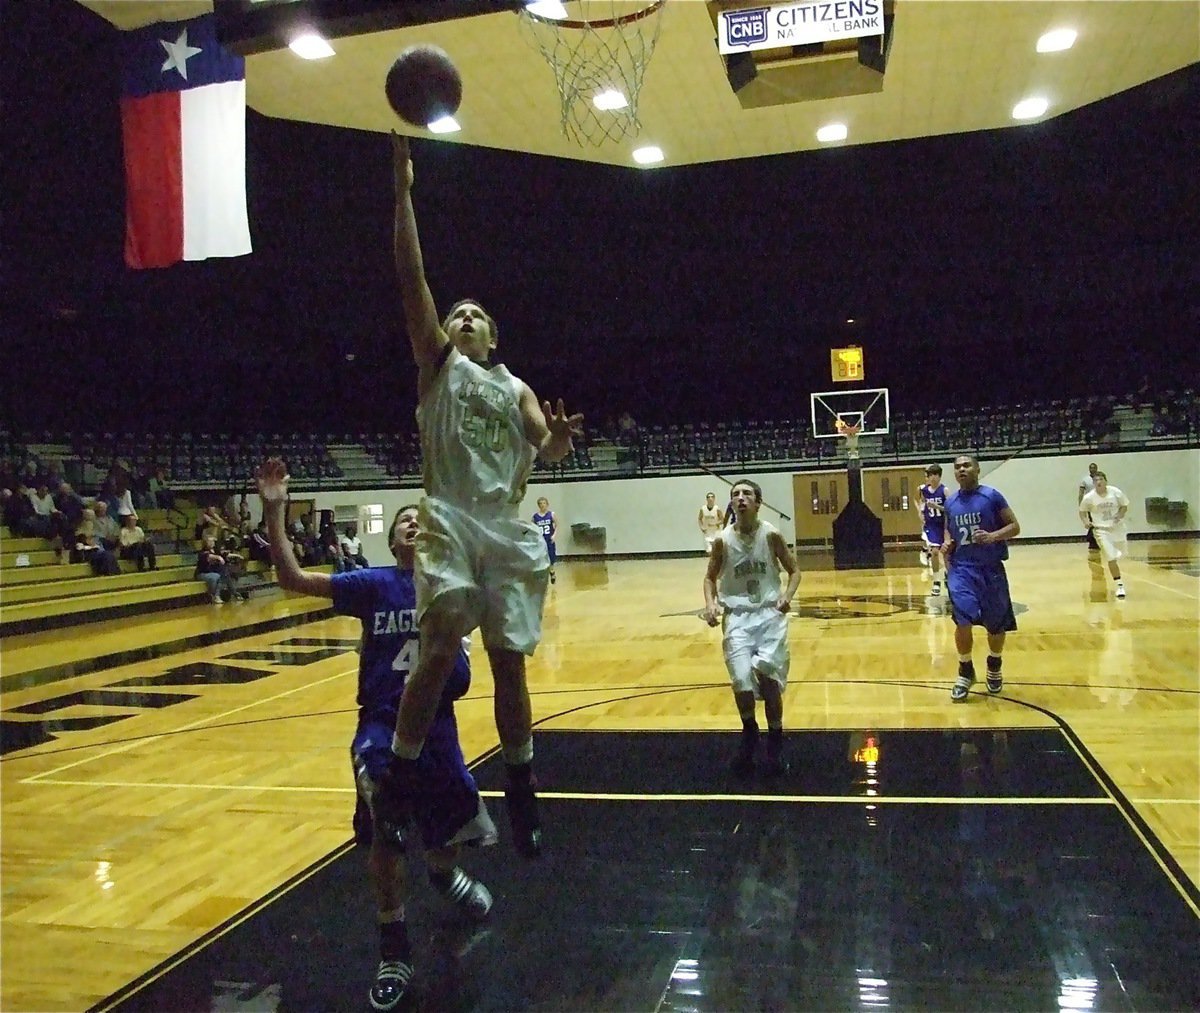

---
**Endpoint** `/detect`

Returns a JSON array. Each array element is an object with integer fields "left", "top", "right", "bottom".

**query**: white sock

[
  {"left": 958, "top": 653, "right": 973, "bottom": 664},
  {"left": 502, "top": 739, "right": 534, "bottom": 766}
]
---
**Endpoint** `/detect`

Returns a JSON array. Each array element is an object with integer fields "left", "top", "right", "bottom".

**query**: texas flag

[{"left": 120, "top": 14, "right": 252, "bottom": 269}]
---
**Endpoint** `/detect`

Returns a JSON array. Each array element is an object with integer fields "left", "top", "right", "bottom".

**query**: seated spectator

[
  {"left": 339, "top": 523, "right": 369, "bottom": 569},
  {"left": 29, "top": 483, "right": 56, "bottom": 522},
  {"left": 194, "top": 535, "right": 245, "bottom": 604},
  {"left": 50, "top": 481, "right": 86, "bottom": 562},
  {"left": 319, "top": 526, "right": 349, "bottom": 572},
  {"left": 236, "top": 493, "right": 252, "bottom": 537},
  {"left": 118, "top": 513, "right": 158, "bottom": 572},
  {"left": 72, "top": 510, "right": 120, "bottom": 576},
  {"left": 248, "top": 520, "right": 272, "bottom": 565},
  {"left": 147, "top": 466, "right": 175, "bottom": 510},
  {"left": 617, "top": 410, "right": 640, "bottom": 447},
  {"left": 5, "top": 483, "right": 47, "bottom": 538},
  {"left": 195, "top": 503, "right": 233, "bottom": 545},
  {"left": 92, "top": 500, "right": 121, "bottom": 550}
]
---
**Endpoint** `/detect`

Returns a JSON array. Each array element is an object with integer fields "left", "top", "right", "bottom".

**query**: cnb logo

[{"left": 723, "top": 6, "right": 769, "bottom": 49}]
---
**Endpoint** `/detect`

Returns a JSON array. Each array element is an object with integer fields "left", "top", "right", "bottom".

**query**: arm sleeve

[{"left": 330, "top": 568, "right": 377, "bottom": 619}]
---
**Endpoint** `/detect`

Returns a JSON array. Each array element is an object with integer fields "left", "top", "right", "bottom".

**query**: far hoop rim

[{"left": 520, "top": 0, "right": 667, "bottom": 30}]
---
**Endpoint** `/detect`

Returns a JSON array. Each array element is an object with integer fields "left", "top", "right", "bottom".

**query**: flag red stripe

[{"left": 120, "top": 92, "right": 183, "bottom": 269}]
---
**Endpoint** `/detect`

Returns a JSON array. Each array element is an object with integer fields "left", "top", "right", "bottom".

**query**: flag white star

[{"left": 160, "top": 28, "right": 202, "bottom": 80}]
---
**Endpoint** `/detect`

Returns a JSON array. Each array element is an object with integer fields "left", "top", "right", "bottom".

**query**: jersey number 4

[{"left": 391, "top": 640, "right": 418, "bottom": 677}]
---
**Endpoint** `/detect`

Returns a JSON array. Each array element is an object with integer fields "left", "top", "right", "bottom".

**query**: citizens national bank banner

[{"left": 718, "top": 0, "right": 884, "bottom": 54}]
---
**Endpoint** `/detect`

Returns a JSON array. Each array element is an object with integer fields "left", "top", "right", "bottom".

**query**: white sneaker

[
  {"left": 1115, "top": 583, "right": 1126, "bottom": 599},
  {"left": 931, "top": 581, "right": 941, "bottom": 597}
]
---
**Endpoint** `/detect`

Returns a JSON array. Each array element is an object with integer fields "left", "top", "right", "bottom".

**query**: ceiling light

[
  {"left": 1037, "top": 28, "right": 1077, "bottom": 53},
  {"left": 817, "top": 123, "right": 848, "bottom": 143},
  {"left": 632, "top": 145, "right": 664, "bottom": 165},
  {"left": 593, "top": 89, "right": 628, "bottom": 112},
  {"left": 288, "top": 32, "right": 334, "bottom": 60},
  {"left": 525, "top": 1, "right": 568, "bottom": 18},
  {"left": 1012, "top": 96, "right": 1049, "bottom": 120},
  {"left": 427, "top": 116, "right": 461, "bottom": 134}
]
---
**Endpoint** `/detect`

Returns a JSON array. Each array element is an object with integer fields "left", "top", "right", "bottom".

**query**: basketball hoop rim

[{"left": 520, "top": 0, "right": 667, "bottom": 30}]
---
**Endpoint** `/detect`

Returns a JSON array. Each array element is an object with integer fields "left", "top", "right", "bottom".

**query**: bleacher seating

[{"left": 0, "top": 503, "right": 277, "bottom": 635}]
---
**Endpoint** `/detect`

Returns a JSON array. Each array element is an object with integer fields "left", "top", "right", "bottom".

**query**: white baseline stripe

[
  {"left": 20, "top": 782, "right": 1116, "bottom": 805},
  {"left": 478, "top": 790, "right": 1113, "bottom": 805}
]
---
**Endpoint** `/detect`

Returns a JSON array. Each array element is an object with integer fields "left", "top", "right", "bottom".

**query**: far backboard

[{"left": 810, "top": 387, "right": 890, "bottom": 439}]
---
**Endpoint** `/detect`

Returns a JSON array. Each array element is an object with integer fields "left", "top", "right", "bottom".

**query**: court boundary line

[
  {"left": 20, "top": 776, "right": 1115, "bottom": 807},
  {"left": 86, "top": 840, "right": 357, "bottom": 1013}
]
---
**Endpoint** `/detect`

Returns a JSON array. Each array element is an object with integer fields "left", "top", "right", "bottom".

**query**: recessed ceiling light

[
  {"left": 526, "top": 1, "right": 568, "bottom": 18},
  {"left": 288, "top": 32, "right": 334, "bottom": 60},
  {"left": 817, "top": 123, "right": 848, "bottom": 143},
  {"left": 632, "top": 145, "right": 664, "bottom": 165},
  {"left": 593, "top": 89, "right": 629, "bottom": 111},
  {"left": 427, "top": 115, "right": 461, "bottom": 134},
  {"left": 1037, "top": 28, "right": 1077, "bottom": 53},
  {"left": 1012, "top": 96, "right": 1049, "bottom": 120}
]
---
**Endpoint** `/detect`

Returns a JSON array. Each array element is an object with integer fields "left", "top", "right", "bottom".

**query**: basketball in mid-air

[{"left": 385, "top": 45, "right": 462, "bottom": 127}]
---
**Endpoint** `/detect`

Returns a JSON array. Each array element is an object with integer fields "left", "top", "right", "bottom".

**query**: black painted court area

[{"left": 104, "top": 730, "right": 1199, "bottom": 1012}]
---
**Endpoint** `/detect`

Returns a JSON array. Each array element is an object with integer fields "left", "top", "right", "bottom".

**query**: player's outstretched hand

[
  {"left": 391, "top": 131, "right": 413, "bottom": 193},
  {"left": 702, "top": 604, "right": 721, "bottom": 627},
  {"left": 543, "top": 399, "right": 584, "bottom": 441},
  {"left": 256, "top": 457, "right": 290, "bottom": 505}
]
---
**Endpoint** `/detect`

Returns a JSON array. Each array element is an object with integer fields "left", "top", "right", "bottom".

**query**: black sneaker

[
  {"left": 951, "top": 662, "right": 976, "bottom": 703},
  {"left": 504, "top": 777, "right": 542, "bottom": 858},
  {"left": 986, "top": 658, "right": 1003, "bottom": 695},
  {"left": 731, "top": 725, "right": 758, "bottom": 776},
  {"left": 369, "top": 959, "right": 413, "bottom": 1012},
  {"left": 762, "top": 751, "right": 790, "bottom": 777}
]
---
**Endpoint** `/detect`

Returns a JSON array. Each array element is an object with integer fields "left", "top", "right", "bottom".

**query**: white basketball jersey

[
  {"left": 699, "top": 505, "right": 723, "bottom": 535},
  {"left": 417, "top": 347, "right": 535, "bottom": 510},
  {"left": 1080, "top": 487, "right": 1128, "bottom": 530},
  {"left": 717, "top": 520, "right": 781, "bottom": 610}
]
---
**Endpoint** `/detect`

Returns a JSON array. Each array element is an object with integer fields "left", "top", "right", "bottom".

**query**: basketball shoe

[
  {"left": 731, "top": 722, "right": 758, "bottom": 777},
  {"left": 369, "top": 959, "right": 413, "bottom": 1012},
  {"left": 504, "top": 775, "right": 542, "bottom": 858},
  {"left": 986, "top": 656, "right": 1003, "bottom": 695},
  {"left": 435, "top": 867, "right": 493, "bottom": 922},
  {"left": 951, "top": 661, "right": 976, "bottom": 703}
]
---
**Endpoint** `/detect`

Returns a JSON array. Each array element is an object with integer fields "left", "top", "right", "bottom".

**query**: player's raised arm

[
  {"left": 257, "top": 457, "right": 333, "bottom": 599},
  {"left": 391, "top": 133, "right": 448, "bottom": 379},
  {"left": 519, "top": 385, "right": 583, "bottom": 464}
]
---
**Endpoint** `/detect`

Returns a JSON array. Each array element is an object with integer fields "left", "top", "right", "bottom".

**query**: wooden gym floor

[{"left": 1, "top": 540, "right": 1197, "bottom": 1011}]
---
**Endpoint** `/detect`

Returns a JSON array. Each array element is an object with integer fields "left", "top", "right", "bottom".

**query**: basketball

[{"left": 385, "top": 45, "right": 462, "bottom": 127}]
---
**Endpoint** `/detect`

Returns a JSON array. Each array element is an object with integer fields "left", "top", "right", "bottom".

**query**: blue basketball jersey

[
  {"left": 945, "top": 485, "right": 1011, "bottom": 566},
  {"left": 331, "top": 566, "right": 469, "bottom": 720},
  {"left": 532, "top": 509, "right": 555, "bottom": 540},
  {"left": 920, "top": 483, "right": 947, "bottom": 527}
]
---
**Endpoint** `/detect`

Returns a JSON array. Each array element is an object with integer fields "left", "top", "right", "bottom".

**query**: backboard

[{"left": 810, "top": 387, "right": 890, "bottom": 439}]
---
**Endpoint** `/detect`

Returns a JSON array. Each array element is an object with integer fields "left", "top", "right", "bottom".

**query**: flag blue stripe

[{"left": 121, "top": 14, "right": 244, "bottom": 99}]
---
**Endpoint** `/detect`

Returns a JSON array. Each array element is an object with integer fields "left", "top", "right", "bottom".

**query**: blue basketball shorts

[
  {"left": 350, "top": 718, "right": 496, "bottom": 852},
  {"left": 946, "top": 564, "right": 1017, "bottom": 634}
]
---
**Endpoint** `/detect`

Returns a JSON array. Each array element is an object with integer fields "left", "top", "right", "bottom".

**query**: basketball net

[
  {"left": 517, "top": 1, "right": 667, "bottom": 147},
  {"left": 835, "top": 418, "right": 862, "bottom": 460}
]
